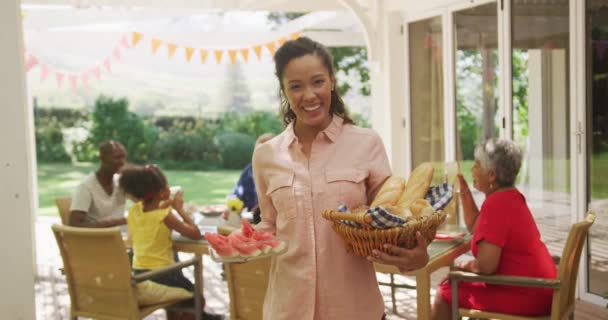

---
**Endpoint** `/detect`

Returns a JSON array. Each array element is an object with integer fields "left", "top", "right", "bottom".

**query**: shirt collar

[{"left": 283, "top": 116, "right": 344, "bottom": 147}]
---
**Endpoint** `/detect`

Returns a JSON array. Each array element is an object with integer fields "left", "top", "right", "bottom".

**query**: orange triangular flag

[
  {"left": 290, "top": 32, "right": 301, "bottom": 40},
  {"left": 228, "top": 49, "right": 238, "bottom": 64},
  {"left": 167, "top": 43, "right": 178, "bottom": 58},
  {"left": 214, "top": 50, "right": 224, "bottom": 64},
  {"left": 253, "top": 45, "right": 263, "bottom": 60},
  {"left": 239, "top": 48, "right": 249, "bottom": 63},
  {"left": 265, "top": 42, "right": 276, "bottom": 56},
  {"left": 151, "top": 38, "right": 163, "bottom": 55},
  {"left": 200, "top": 50, "right": 209, "bottom": 63},
  {"left": 132, "top": 32, "right": 144, "bottom": 47},
  {"left": 278, "top": 37, "right": 288, "bottom": 46},
  {"left": 185, "top": 47, "right": 195, "bottom": 62}
]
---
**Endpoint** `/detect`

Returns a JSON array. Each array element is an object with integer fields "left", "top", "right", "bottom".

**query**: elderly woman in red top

[{"left": 431, "top": 139, "right": 557, "bottom": 319}]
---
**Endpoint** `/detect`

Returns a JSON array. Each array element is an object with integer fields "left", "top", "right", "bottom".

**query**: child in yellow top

[{"left": 119, "top": 164, "right": 224, "bottom": 320}]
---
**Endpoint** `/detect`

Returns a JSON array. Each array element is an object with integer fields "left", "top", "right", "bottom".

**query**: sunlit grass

[{"left": 37, "top": 163, "right": 240, "bottom": 216}]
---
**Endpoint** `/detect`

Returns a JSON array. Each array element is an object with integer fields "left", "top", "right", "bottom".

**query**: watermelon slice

[
  {"left": 263, "top": 239, "right": 287, "bottom": 253},
  {"left": 241, "top": 218, "right": 255, "bottom": 238},
  {"left": 251, "top": 230, "right": 274, "bottom": 241},
  {"left": 204, "top": 232, "right": 238, "bottom": 257},
  {"left": 229, "top": 236, "right": 262, "bottom": 257}
]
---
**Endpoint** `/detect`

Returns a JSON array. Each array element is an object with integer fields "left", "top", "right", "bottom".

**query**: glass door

[
  {"left": 453, "top": 2, "right": 500, "bottom": 180},
  {"left": 409, "top": 16, "right": 445, "bottom": 170},
  {"left": 586, "top": 0, "right": 608, "bottom": 299},
  {"left": 510, "top": 0, "right": 571, "bottom": 258}
]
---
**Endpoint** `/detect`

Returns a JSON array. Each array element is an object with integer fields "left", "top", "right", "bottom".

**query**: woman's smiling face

[{"left": 281, "top": 53, "right": 334, "bottom": 133}]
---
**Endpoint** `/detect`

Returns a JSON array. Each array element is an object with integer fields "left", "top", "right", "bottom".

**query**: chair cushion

[{"left": 136, "top": 280, "right": 193, "bottom": 306}]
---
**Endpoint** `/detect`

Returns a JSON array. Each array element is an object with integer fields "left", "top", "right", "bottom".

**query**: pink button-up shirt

[{"left": 252, "top": 116, "right": 391, "bottom": 320}]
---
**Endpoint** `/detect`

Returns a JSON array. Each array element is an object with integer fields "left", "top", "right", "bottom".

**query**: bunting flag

[
  {"left": 200, "top": 50, "right": 209, "bottom": 63},
  {"left": 120, "top": 35, "right": 130, "bottom": 48},
  {"left": 185, "top": 47, "right": 195, "bottom": 62},
  {"left": 228, "top": 49, "right": 238, "bottom": 64},
  {"left": 112, "top": 47, "right": 121, "bottom": 61},
  {"left": 253, "top": 45, "right": 263, "bottom": 60},
  {"left": 167, "top": 43, "right": 178, "bottom": 58},
  {"left": 214, "top": 50, "right": 224, "bottom": 64},
  {"left": 25, "top": 55, "right": 39, "bottom": 72},
  {"left": 103, "top": 58, "right": 112, "bottom": 72},
  {"left": 68, "top": 75, "right": 77, "bottom": 91},
  {"left": 40, "top": 64, "right": 51, "bottom": 81},
  {"left": 129, "top": 31, "right": 301, "bottom": 64},
  {"left": 55, "top": 72, "right": 64, "bottom": 88},
  {"left": 93, "top": 67, "right": 101, "bottom": 80},
  {"left": 240, "top": 48, "right": 249, "bottom": 63},
  {"left": 264, "top": 42, "right": 277, "bottom": 56},
  {"left": 151, "top": 38, "right": 163, "bottom": 54},
  {"left": 26, "top": 34, "right": 132, "bottom": 91},
  {"left": 132, "top": 32, "right": 143, "bottom": 47}
]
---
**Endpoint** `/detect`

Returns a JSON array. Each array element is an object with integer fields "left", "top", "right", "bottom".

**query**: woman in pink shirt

[{"left": 252, "top": 36, "right": 429, "bottom": 320}]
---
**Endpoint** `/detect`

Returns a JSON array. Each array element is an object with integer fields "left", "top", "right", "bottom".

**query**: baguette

[
  {"left": 397, "top": 162, "right": 434, "bottom": 209},
  {"left": 409, "top": 199, "right": 432, "bottom": 216},
  {"left": 371, "top": 176, "right": 406, "bottom": 207}
]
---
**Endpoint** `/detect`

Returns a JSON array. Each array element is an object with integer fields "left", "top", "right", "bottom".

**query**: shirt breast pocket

[
  {"left": 326, "top": 169, "right": 368, "bottom": 209},
  {"left": 266, "top": 172, "right": 297, "bottom": 227}
]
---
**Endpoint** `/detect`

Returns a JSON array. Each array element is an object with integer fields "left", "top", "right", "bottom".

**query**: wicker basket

[{"left": 321, "top": 209, "right": 446, "bottom": 257}]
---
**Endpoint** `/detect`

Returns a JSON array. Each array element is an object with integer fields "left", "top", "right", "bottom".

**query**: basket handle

[{"left": 322, "top": 210, "right": 372, "bottom": 226}]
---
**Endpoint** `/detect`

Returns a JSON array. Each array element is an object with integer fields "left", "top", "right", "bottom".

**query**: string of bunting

[
  {"left": 24, "top": 35, "right": 131, "bottom": 91},
  {"left": 130, "top": 31, "right": 301, "bottom": 64}
]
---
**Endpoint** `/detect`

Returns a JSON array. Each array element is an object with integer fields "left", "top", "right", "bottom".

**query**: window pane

[
  {"left": 511, "top": 1, "right": 571, "bottom": 261},
  {"left": 587, "top": 0, "right": 608, "bottom": 298},
  {"left": 409, "top": 16, "right": 444, "bottom": 169},
  {"left": 454, "top": 2, "right": 499, "bottom": 180}
]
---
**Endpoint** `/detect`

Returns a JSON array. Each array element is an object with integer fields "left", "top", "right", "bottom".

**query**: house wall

[{"left": 0, "top": 0, "right": 38, "bottom": 319}]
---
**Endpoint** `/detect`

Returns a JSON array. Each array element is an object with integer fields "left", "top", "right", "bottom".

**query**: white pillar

[{"left": 0, "top": 1, "right": 38, "bottom": 319}]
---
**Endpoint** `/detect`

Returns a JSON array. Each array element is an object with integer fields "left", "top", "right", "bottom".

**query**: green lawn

[{"left": 37, "top": 163, "right": 240, "bottom": 216}]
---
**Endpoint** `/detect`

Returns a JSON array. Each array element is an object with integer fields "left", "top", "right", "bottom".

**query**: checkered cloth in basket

[{"left": 337, "top": 183, "right": 453, "bottom": 229}]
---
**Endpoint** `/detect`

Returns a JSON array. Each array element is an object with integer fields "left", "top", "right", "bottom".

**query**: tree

[
  {"left": 73, "top": 95, "right": 159, "bottom": 163},
  {"left": 221, "top": 63, "right": 253, "bottom": 113}
]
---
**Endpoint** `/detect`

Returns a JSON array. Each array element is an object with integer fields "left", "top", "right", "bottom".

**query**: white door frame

[{"left": 572, "top": 0, "right": 603, "bottom": 306}]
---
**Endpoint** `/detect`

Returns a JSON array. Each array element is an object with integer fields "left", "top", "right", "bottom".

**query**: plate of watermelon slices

[{"left": 204, "top": 219, "right": 288, "bottom": 263}]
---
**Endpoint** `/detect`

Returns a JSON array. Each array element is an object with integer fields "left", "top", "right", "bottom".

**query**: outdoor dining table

[{"left": 374, "top": 233, "right": 471, "bottom": 319}]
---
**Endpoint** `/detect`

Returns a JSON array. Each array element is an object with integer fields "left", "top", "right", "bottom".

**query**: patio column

[
  {"left": 341, "top": 0, "right": 406, "bottom": 174},
  {"left": 0, "top": 0, "right": 38, "bottom": 319}
]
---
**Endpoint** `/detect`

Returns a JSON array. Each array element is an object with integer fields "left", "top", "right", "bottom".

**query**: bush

[
  {"left": 152, "top": 120, "right": 222, "bottom": 170},
  {"left": 73, "top": 96, "right": 159, "bottom": 163},
  {"left": 35, "top": 117, "right": 71, "bottom": 163},
  {"left": 219, "top": 111, "right": 283, "bottom": 138},
  {"left": 215, "top": 132, "right": 256, "bottom": 169},
  {"left": 34, "top": 107, "right": 88, "bottom": 128}
]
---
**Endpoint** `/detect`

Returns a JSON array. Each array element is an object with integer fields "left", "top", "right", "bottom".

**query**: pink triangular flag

[
  {"left": 40, "top": 64, "right": 51, "bottom": 82},
  {"left": 55, "top": 72, "right": 65, "bottom": 88},
  {"left": 25, "top": 55, "right": 39, "bottom": 72},
  {"left": 104, "top": 58, "right": 112, "bottom": 72},
  {"left": 93, "top": 67, "right": 101, "bottom": 80},
  {"left": 81, "top": 74, "right": 89, "bottom": 88},
  {"left": 68, "top": 75, "right": 78, "bottom": 91},
  {"left": 113, "top": 47, "right": 121, "bottom": 61},
  {"left": 120, "top": 35, "right": 130, "bottom": 48}
]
